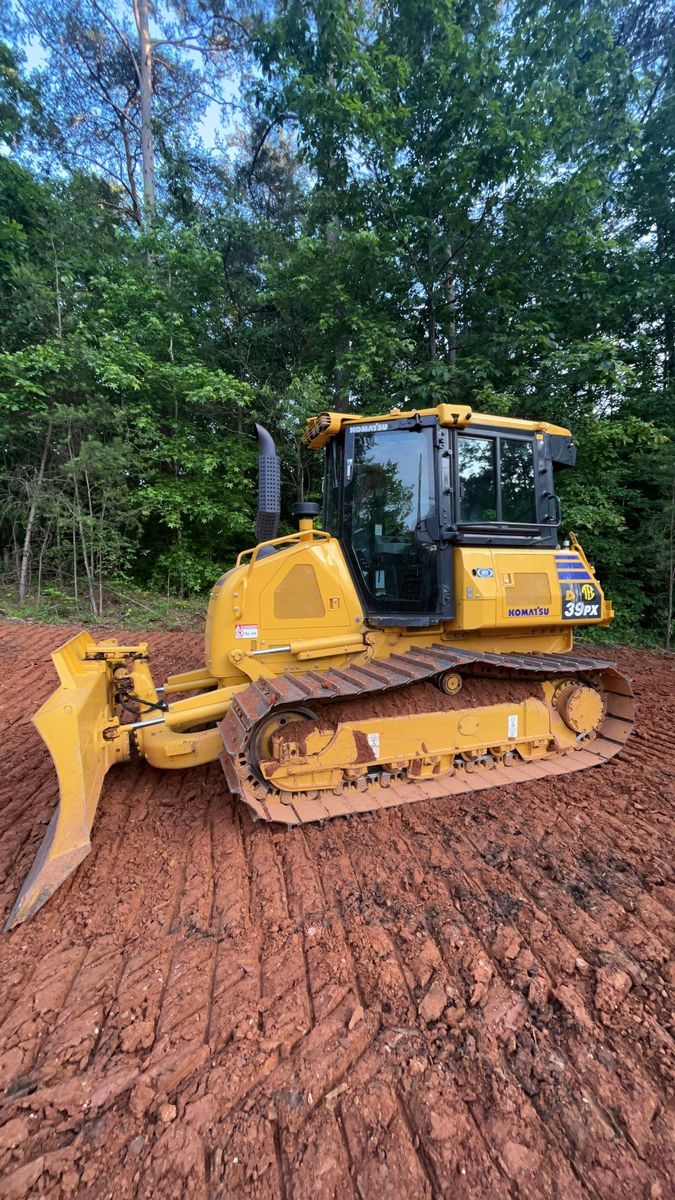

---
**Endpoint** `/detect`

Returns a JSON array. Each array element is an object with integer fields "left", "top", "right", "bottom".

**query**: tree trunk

[
  {"left": 428, "top": 288, "right": 436, "bottom": 361},
  {"left": 84, "top": 468, "right": 96, "bottom": 583},
  {"left": 323, "top": 57, "right": 350, "bottom": 401},
  {"left": 132, "top": 0, "right": 156, "bottom": 215},
  {"left": 662, "top": 472, "right": 667, "bottom": 652},
  {"left": 326, "top": 214, "right": 349, "bottom": 398},
  {"left": 72, "top": 524, "right": 78, "bottom": 603},
  {"left": 19, "top": 418, "right": 53, "bottom": 604},
  {"left": 55, "top": 501, "right": 61, "bottom": 584},
  {"left": 76, "top": 503, "right": 98, "bottom": 616},
  {"left": 97, "top": 495, "right": 107, "bottom": 617},
  {"left": 121, "top": 119, "right": 143, "bottom": 225},
  {"left": 427, "top": 232, "right": 436, "bottom": 361},
  {"left": 657, "top": 225, "right": 673, "bottom": 387},
  {"left": 37, "top": 522, "right": 51, "bottom": 605},
  {"left": 52, "top": 241, "right": 63, "bottom": 340},
  {"left": 664, "top": 305, "right": 674, "bottom": 389},
  {"left": 72, "top": 469, "right": 98, "bottom": 616},
  {"left": 445, "top": 244, "right": 457, "bottom": 365},
  {"left": 11, "top": 521, "right": 20, "bottom": 577}
]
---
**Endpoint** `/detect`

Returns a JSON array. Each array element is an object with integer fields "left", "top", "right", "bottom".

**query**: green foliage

[
  {"left": 0, "top": 41, "right": 41, "bottom": 146},
  {"left": 0, "top": 3, "right": 673, "bottom": 643},
  {"left": 0, "top": 582, "right": 205, "bottom": 629}
]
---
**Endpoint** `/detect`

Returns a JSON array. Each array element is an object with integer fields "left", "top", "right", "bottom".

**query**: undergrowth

[{"left": 0, "top": 583, "right": 205, "bottom": 632}]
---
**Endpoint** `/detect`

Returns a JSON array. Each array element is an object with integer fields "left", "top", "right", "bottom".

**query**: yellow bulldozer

[{"left": 5, "top": 403, "right": 635, "bottom": 930}]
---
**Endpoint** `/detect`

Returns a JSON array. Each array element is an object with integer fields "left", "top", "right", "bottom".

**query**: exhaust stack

[{"left": 255, "top": 423, "right": 281, "bottom": 542}]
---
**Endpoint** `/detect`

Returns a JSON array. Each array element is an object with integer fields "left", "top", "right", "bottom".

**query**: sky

[{"left": 20, "top": 14, "right": 235, "bottom": 152}]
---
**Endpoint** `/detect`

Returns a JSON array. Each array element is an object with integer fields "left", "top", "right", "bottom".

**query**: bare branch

[
  {"left": 90, "top": 0, "right": 142, "bottom": 86},
  {"left": 151, "top": 12, "right": 253, "bottom": 52}
]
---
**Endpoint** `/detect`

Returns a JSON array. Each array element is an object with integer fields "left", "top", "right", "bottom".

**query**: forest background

[{"left": 0, "top": 0, "right": 673, "bottom": 643}]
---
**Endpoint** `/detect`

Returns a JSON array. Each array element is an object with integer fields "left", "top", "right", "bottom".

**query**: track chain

[{"left": 218, "top": 644, "right": 635, "bottom": 826}]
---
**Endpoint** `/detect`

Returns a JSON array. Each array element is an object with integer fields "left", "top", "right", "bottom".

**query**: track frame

[{"left": 219, "top": 645, "right": 635, "bottom": 825}]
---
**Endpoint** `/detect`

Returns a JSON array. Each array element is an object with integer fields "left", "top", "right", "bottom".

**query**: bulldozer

[{"left": 5, "top": 403, "right": 635, "bottom": 930}]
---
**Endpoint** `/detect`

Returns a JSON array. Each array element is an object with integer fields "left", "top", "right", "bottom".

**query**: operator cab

[{"left": 310, "top": 407, "right": 575, "bottom": 628}]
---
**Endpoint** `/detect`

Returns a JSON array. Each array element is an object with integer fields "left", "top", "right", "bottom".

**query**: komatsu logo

[{"left": 508, "top": 606, "right": 550, "bottom": 617}]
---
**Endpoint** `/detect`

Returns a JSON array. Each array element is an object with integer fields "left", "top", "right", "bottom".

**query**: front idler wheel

[{"left": 248, "top": 706, "right": 318, "bottom": 786}]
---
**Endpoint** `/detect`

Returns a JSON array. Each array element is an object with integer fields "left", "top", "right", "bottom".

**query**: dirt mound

[{"left": 0, "top": 623, "right": 673, "bottom": 1199}]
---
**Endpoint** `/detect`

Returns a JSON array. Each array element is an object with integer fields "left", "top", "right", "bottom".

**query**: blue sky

[{"left": 21, "top": 20, "right": 236, "bottom": 151}]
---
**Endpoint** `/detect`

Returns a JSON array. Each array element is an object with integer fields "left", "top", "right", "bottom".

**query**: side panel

[
  {"left": 452, "top": 546, "right": 612, "bottom": 633},
  {"left": 205, "top": 538, "right": 610, "bottom": 673},
  {"left": 205, "top": 539, "right": 364, "bottom": 678}
]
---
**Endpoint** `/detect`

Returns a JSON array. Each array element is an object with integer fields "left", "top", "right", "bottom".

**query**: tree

[
  {"left": 255, "top": 1, "right": 635, "bottom": 396},
  {"left": 14, "top": 0, "right": 248, "bottom": 222},
  {"left": 0, "top": 0, "right": 673, "bottom": 642}
]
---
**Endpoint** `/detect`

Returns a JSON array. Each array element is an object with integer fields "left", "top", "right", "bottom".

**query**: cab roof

[{"left": 303, "top": 404, "right": 572, "bottom": 450}]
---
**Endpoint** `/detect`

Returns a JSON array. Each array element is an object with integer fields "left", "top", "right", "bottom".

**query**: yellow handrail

[{"left": 236, "top": 528, "right": 331, "bottom": 567}]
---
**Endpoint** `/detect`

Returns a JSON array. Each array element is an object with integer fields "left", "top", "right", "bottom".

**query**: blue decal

[
  {"left": 555, "top": 555, "right": 592, "bottom": 582},
  {"left": 475, "top": 567, "right": 494, "bottom": 579}
]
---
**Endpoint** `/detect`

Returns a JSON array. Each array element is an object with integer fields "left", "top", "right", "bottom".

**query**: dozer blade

[{"left": 4, "top": 631, "right": 133, "bottom": 931}]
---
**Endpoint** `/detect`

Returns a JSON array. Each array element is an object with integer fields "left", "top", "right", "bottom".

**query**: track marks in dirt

[
  {"left": 0, "top": 628, "right": 673, "bottom": 1198},
  {"left": 335, "top": 813, "right": 597, "bottom": 1198}
]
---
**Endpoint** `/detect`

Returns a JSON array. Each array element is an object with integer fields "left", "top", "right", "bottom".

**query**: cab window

[
  {"left": 458, "top": 433, "right": 537, "bottom": 526},
  {"left": 500, "top": 439, "right": 536, "bottom": 523},
  {"left": 458, "top": 437, "right": 497, "bottom": 522}
]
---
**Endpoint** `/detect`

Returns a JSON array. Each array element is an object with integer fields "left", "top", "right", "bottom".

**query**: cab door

[{"left": 342, "top": 418, "right": 452, "bottom": 625}]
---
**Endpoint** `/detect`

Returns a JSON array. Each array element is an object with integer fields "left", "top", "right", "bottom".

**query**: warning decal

[
  {"left": 367, "top": 732, "right": 381, "bottom": 758},
  {"left": 235, "top": 623, "right": 259, "bottom": 639}
]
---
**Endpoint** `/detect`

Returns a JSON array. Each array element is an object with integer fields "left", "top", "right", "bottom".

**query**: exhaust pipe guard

[{"left": 254, "top": 423, "right": 281, "bottom": 543}]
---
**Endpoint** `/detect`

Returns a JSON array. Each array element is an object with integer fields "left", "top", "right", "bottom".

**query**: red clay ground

[{"left": 0, "top": 621, "right": 673, "bottom": 1200}]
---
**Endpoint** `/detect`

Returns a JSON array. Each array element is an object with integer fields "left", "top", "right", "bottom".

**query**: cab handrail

[{"left": 236, "top": 529, "right": 331, "bottom": 567}]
